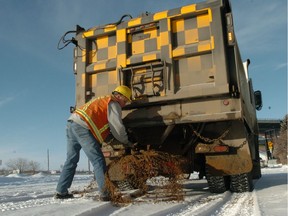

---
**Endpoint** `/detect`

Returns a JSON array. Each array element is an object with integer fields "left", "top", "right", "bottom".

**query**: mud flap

[{"left": 205, "top": 142, "right": 253, "bottom": 176}]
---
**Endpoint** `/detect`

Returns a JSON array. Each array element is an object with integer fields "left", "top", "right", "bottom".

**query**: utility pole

[
  {"left": 47, "top": 149, "right": 50, "bottom": 172},
  {"left": 88, "top": 158, "right": 91, "bottom": 174}
]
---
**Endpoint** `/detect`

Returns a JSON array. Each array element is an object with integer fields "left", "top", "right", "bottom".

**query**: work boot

[
  {"left": 54, "top": 193, "right": 74, "bottom": 199},
  {"left": 99, "top": 195, "right": 111, "bottom": 201}
]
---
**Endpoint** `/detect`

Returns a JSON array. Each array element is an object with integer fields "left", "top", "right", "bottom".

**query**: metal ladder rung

[{"left": 120, "top": 61, "right": 166, "bottom": 97}]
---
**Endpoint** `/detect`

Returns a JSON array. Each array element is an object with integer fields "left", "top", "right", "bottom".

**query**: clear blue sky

[{"left": 0, "top": 0, "right": 287, "bottom": 171}]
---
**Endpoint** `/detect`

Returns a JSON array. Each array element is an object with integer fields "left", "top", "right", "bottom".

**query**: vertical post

[
  {"left": 47, "top": 149, "right": 50, "bottom": 172},
  {"left": 88, "top": 158, "right": 91, "bottom": 174}
]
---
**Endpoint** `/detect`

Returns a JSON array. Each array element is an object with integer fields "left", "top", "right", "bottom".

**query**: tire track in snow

[
  {"left": 77, "top": 203, "right": 121, "bottom": 216},
  {"left": 216, "top": 191, "right": 261, "bottom": 216},
  {"left": 169, "top": 192, "right": 231, "bottom": 216},
  {"left": 169, "top": 190, "right": 261, "bottom": 216}
]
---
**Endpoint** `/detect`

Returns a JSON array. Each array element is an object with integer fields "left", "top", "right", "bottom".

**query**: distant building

[
  {"left": 13, "top": 169, "right": 20, "bottom": 174},
  {"left": 50, "top": 170, "right": 58, "bottom": 174}
]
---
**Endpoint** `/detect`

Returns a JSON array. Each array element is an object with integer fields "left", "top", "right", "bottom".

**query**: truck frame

[{"left": 65, "top": 0, "right": 263, "bottom": 193}]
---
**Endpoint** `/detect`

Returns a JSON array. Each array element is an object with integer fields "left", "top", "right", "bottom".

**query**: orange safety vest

[{"left": 75, "top": 95, "right": 115, "bottom": 143}]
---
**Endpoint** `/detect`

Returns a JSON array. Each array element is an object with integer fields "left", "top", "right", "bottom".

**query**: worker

[{"left": 55, "top": 85, "right": 133, "bottom": 201}]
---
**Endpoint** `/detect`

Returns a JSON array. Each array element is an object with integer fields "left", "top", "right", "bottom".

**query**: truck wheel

[
  {"left": 230, "top": 172, "right": 253, "bottom": 192},
  {"left": 181, "top": 173, "right": 191, "bottom": 179},
  {"left": 113, "top": 180, "right": 136, "bottom": 191},
  {"left": 252, "top": 160, "right": 262, "bottom": 179},
  {"left": 206, "top": 173, "right": 230, "bottom": 193}
]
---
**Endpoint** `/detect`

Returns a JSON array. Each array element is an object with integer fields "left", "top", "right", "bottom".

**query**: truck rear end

[{"left": 70, "top": 0, "right": 262, "bottom": 193}]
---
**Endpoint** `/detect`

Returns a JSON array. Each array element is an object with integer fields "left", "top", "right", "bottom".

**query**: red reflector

[
  {"left": 223, "top": 100, "right": 229, "bottom": 106},
  {"left": 213, "top": 145, "right": 228, "bottom": 152},
  {"left": 103, "top": 151, "right": 111, "bottom": 157}
]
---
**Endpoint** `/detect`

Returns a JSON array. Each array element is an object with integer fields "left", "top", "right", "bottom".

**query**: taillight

[
  {"left": 213, "top": 145, "right": 229, "bottom": 152},
  {"left": 196, "top": 143, "right": 229, "bottom": 153}
]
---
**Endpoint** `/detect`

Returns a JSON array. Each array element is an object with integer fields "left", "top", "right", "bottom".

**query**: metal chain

[
  {"left": 192, "top": 125, "right": 247, "bottom": 148},
  {"left": 192, "top": 127, "right": 230, "bottom": 143},
  {"left": 234, "top": 140, "right": 247, "bottom": 149}
]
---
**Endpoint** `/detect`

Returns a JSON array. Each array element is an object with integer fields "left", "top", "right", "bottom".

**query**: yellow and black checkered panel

[
  {"left": 171, "top": 10, "right": 213, "bottom": 59},
  {"left": 125, "top": 23, "right": 160, "bottom": 65},
  {"left": 78, "top": 3, "right": 215, "bottom": 100},
  {"left": 86, "top": 70, "right": 119, "bottom": 99},
  {"left": 88, "top": 34, "right": 117, "bottom": 64},
  {"left": 82, "top": 4, "right": 213, "bottom": 69},
  {"left": 174, "top": 53, "right": 214, "bottom": 90},
  {"left": 128, "top": 26, "right": 159, "bottom": 55},
  {"left": 171, "top": 13, "right": 211, "bottom": 47}
]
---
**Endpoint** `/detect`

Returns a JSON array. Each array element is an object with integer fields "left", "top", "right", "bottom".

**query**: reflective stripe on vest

[{"left": 75, "top": 96, "right": 113, "bottom": 143}]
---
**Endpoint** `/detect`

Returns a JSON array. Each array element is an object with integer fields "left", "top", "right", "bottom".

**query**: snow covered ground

[{"left": 0, "top": 166, "right": 287, "bottom": 216}]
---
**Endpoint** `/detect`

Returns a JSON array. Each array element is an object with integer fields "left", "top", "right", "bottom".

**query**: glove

[
  {"left": 126, "top": 141, "right": 134, "bottom": 148},
  {"left": 125, "top": 142, "right": 139, "bottom": 155},
  {"left": 128, "top": 142, "right": 139, "bottom": 149}
]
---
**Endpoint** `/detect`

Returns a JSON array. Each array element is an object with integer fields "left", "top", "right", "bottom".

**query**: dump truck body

[{"left": 71, "top": 0, "right": 262, "bottom": 193}]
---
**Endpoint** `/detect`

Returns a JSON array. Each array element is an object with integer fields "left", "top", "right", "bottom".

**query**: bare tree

[
  {"left": 29, "top": 160, "right": 40, "bottom": 174},
  {"left": 273, "top": 115, "right": 287, "bottom": 164},
  {"left": 6, "top": 158, "right": 29, "bottom": 174},
  {"left": 6, "top": 158, "right": 41, "bottom": 174}
]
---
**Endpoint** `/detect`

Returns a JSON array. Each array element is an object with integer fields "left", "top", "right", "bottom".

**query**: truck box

[{"left": 66, "top": 0, "right": 263, "bottom": 193}]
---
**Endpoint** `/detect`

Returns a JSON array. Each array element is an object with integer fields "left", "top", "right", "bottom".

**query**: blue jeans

[{"left": 56, "top": 120, "right": 107, "bottom": 196}]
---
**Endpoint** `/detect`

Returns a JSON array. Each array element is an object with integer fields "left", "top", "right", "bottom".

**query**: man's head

[{"left": 113, "top": 85, "right": 132, "bottom": 107}]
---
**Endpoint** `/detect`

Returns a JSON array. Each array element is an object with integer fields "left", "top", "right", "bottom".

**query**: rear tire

[
  {"left": 113, "top": 180, "right": 136, "bottom": 191},
  {"left": 252, "top": 160, "right": 262, "bottom": 179},
  {"left": 206, "top": 172, "right": 230, "bottom": 193},
  {"left": 230, "top": 172, "right": 254, "bottom": 192}
]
